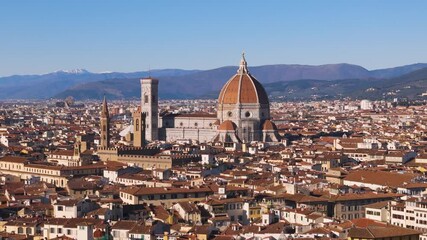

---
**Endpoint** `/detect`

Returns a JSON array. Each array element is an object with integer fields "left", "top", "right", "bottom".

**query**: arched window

[{"left": 136, "top": 119, "right": 139, "bottom": 131}]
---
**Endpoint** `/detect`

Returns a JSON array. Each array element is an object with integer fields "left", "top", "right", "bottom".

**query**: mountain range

[{"left": 1, "top": 63, "right": 427, "bottom": 100}]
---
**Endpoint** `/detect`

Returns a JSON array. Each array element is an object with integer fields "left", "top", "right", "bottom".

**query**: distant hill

[
  {"left": 1, "top": 63, "right": 427, "bottom": 100},
  {"left": 55, "top": 63, "right": 427, "bottom": 100},
  {"left": 264, "top": 67, "right": 427, "bottom": 101},
  {"left": 0, "top": 69, "right": 199, "bottom": 99}
]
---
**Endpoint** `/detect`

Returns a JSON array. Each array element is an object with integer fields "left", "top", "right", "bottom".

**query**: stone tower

[
  {"left": 141, "top": 78, "right": 159, "bottom": 141},
  {"left": 100, "top": 96, "right": 110, "bottom": 148},
  {"left": 133, "top": 107, "right": 146, "bottom": 147}
]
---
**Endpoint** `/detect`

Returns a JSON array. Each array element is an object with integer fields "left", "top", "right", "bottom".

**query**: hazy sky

[{"left": 1, "top": 0, "right": 426, "bottom": 76}]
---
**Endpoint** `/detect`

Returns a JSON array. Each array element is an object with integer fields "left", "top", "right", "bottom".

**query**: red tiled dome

[
  {"left": 218, "top": 120, "right": 237, "bottom": 131},
  {"left": 262, "top": 120, "right": 277, "bottom": 130},
  {"left": 218, "top": 54, "right": 269, "bottom": 105},
  {"left": 94, "top": 229, "right": 104, "bottom": 238}
]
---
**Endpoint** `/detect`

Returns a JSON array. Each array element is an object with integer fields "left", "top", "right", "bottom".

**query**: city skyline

[{"left": 1, "top": 0, "right": 427, "bottom": 76}]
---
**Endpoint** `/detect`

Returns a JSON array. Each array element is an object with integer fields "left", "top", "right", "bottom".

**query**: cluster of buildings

[{"left": 0, "top": 55, "right": 426, "bottom": 240}]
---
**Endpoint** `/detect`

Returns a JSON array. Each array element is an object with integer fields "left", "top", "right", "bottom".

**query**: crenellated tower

[
  {"left": 133, "top": 107, "right": 146, "bottom": 147},
  {"left": 100, "top": 96, "right": 110, "bottom": 148}
]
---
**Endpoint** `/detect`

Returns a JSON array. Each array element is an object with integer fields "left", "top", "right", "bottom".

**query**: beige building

[
  {"left": 97, "top": 146, "right": 200, "bottom": 169},
  {"left": 120, "top": 186, "right": 213, "bottom": 207},
  {"left": 331, "top": 192, "right": 402, "bottom": 220},
  {"left": 0, "top": 156, "right": 104, "bottom": 187}
]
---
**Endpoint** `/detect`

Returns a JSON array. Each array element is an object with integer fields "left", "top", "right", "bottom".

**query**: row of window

[
  {"left": 341, "top": 205, "right": 361, "bottom": 211},
  {"left": 226, "top": 203, "right": 243, "bottom": 210},
  {"left": 50, "top": 227, "right": 71, "bottom": 235},
  {"left": 392, "top": 214, "right": 404, "bottom": 220},
  {"left": 366, "top": 210, "right": 381, "bottom": 216},
  {"left": 341, "top": 213, "right": 360, "bottom": 219}
]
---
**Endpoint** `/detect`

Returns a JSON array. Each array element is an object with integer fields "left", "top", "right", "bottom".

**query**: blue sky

[{"left": 0, "top": 0, "right": 426, "bottom": 76}]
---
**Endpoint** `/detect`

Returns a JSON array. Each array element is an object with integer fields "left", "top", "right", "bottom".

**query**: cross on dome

[{"left": 238, "top": 52, "right": 248, "bottom": 74}]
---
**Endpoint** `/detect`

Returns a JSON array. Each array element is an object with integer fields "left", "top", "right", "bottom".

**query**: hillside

[
  {"left": 0, "top": 69, "right": 199, "bottom": 99},
  {"left": 265, "top": 67, "right": 427, "bottom": 101},
  {"left": 54, "top": 63, "right": 427, "bottom": 100},
  {"left": 1, "top": 63, "right": 427, "bottom": 100}
]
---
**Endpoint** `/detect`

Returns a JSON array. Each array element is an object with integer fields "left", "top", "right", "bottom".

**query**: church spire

[
  {"left": 101, "top": 95, "right": 109, "bottom": 118},
  {"left": 237, "top": 52, "right": 248, "bottom": 74},
  {"left": 100, "top": 95, "right": 110, "bottom": 148}
]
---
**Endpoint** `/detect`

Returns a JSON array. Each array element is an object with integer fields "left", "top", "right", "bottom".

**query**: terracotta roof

[
  {"left": 364, "top": 201, "right": 390, "bottom": 209},
  {"left": 218, "top": 120, "right": 237, "bottom": 131},
  {"left": 0, "top": 156, "right": 28, "bottom": 164},
  {"left": 350, "top": 218, "right": 387, "bottom": 228},
  {"left": 348, "top": 225, "right": 420, "bottom": 238},
  {"left": 112, "top": 220, "right": 143, "bottom": 230},
  {"left": 330, "top": 192, "right": 402, "bottom": 202},
  {"left": 262, "top": 120, "right": 277, "bottom": 131},
  {"left": 343, "top": 170, "right": 418, "bottom": 188},
  {"left": 218, "top": 56, "right": 269, "bottom": 105},
  {"left": 121, "top": 186, "right": 213, "bottom": 196},
  {"left": 175, "top": 113, "right": 216, "bottom": 118},
  {"left": 94, "top": 229, "right": 104, "bottom": 238}
]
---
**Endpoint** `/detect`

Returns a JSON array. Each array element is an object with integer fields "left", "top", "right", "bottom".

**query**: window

[
  {"left": 58, "top": 206, "right": 64, "bottom": 211},
  {"left": 144, "top": 95, "right": 149, "bottom": 103},
  {"left": 227, "top": 111, "right": 233, "bottom": 117},
  {"left": 58, "top": 228, "right": 62, "bottom": 234},
  {"left": 136, "top": 120, "right": 139, "bottom": 131},
  {"left": 50, "top": 228, "right": 55, "bottom": 234},
  {"left": 245, "top": 111, "right": 251, "bottom": 118}
]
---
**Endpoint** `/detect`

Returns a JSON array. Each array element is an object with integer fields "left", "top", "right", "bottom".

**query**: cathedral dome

[
  {"left": 94, "top": 229, "right": 104, "bottom": 238},
  {"left": 218, "top": 120, "right": 237, "bottom": 131},
  {"left": 262, "top": 119, "right": 277, "bottom": 131},
  {"left": 218, "top": 54, "right": 269, "bottom": 105}
]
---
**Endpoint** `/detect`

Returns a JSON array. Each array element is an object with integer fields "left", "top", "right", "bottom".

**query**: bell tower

[
  {"left": 141, "top": 78, "right": 159, "bottom": 141},
  {"left": 133, "top": 107, "right": 146, "bottom": 147},
  {"left": 100, "top": 96, "right": 110, "bottom": 148}
]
